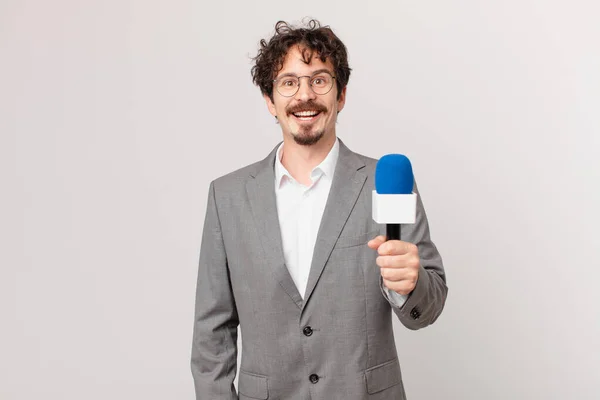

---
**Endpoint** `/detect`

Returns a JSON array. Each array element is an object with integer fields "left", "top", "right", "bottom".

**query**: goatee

[{"left": 292, "top": 129, "right": 325, "bottom": 146}]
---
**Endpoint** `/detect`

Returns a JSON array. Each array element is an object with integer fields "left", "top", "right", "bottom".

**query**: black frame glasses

[{"left": 272, "top": 71, "right": 336, "bottom": 97}]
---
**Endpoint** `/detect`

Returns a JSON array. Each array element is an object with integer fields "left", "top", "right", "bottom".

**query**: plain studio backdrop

[{"left": 1, "top": 1, "right": 599, "bottom": 399}]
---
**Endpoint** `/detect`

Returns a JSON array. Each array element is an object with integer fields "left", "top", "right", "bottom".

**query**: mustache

[{"left": 286, "top": 101, "right": 328, "bottom": 115}]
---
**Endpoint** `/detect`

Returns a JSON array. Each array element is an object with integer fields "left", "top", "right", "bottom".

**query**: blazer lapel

[
  {"left": 302, "top": 139, "right": 367, "bottom": 307},
  {"left": 246, "top": 143, "right": 304, "bottom": 309}
]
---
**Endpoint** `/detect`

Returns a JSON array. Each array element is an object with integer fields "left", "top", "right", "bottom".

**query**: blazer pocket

[
  {"left": 335, "top": 228, "right": 381, "bottom": 249},
  {"left": 238, "top": 370, "right": 268, "bottom": 399},
  {"left": 365, "top": 358, "right": 401, "bottom": 394}
]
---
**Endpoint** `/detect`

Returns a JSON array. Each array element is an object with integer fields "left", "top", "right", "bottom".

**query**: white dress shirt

[{"left": 274, "top": 138, "right": 407, "bottom": 307}]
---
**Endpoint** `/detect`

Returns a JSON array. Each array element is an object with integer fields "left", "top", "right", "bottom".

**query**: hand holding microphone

[{"left": 367, "top": 154, "right": 420, "bottom": 296}]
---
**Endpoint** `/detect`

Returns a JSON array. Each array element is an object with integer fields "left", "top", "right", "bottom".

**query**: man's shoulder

[
  {"left": 346, "top": 146, "right": 378, "bottom": 175},
  {"left": 336, "top": 138, "right": 377, "bottom": 164},
  {"left": 210, "top": 159, "right": 263, "bottom": 191},
  {"left": 354, "top": 152, "right": 378, "bottom": 168},
  {"left": 208, "top": 144, "right": 278, "bottom": 195}
]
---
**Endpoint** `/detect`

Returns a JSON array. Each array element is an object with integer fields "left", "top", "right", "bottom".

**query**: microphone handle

[{"left": 386, "top": 224, "right": 401, "bottom": 241}]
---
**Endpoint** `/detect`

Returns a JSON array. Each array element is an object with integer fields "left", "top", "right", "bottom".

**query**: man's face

[{"left": 264, "top": 46, "right": 346, "bottom": 146}]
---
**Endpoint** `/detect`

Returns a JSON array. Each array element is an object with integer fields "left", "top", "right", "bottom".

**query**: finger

[
  {"left": 367, "top": 235, "right": 387, "bottom": 249},
  {"left": 377, "top": 240, "right": 417, "bottom": 256},
  {"left": 380, "top": 267, "right": 405, "bottom": 282},
  {"left": 376, "top": 254, "right": 408, "bottom": 269},
  {"left": 382, "top": 278, "right": 416, "bottom": 295},
  {"left": 377, "top": 254, "right": 420, "bottom": 270},
  {"left": 380, "top": 267, "right": 418, "bottom": 283}
]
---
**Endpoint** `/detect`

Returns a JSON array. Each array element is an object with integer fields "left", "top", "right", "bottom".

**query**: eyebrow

[{"left": 275, "top": 68, "right": 333, "bottom": 79}]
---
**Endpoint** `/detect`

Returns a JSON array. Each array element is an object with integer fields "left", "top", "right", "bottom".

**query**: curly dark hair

[{"left": 251, "top": 19, "right": 351, "bottom": 101}]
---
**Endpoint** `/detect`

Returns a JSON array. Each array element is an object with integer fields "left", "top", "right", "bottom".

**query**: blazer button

[
  {"left": 410, "top": 307, "right": 421, "bottom": 320},
  {"left": 309, "top": 374, "right": 319, "bottom": 384},
  {"left": 303, "top": 326, "right": 313, "bottom": 336}
]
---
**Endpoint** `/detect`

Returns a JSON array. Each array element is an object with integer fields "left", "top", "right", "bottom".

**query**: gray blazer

[{"left": 191, "top": 139, "right": 448, "bottom": 400}]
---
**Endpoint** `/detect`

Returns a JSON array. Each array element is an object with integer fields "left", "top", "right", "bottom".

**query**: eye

[
  {"left": 311, "top": 75, "right": 329, "bottom": 86},
  {"left": 281, "top": 79, "right": 296, "bottom": 87}
]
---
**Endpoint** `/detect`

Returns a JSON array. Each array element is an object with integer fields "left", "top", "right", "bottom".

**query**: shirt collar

[{"left": 275, "top": 137, "right": 340, "bottom": 188}]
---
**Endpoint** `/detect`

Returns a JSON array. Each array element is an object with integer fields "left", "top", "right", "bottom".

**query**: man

[{"left": 191, "top": 19, "right": 447, "bottom": 400}]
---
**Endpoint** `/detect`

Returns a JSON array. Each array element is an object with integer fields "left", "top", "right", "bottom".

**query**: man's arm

[
  {"left": 191, "top": 181, "right": 239, "bottom": 399},
  {"left": 376, "top": 180, "right": 448, "bottom": 330}
]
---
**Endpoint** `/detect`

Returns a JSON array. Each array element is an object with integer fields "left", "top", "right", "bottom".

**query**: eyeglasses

[{"left": 273, "top": 71, "right": 336, "bottom": 97}]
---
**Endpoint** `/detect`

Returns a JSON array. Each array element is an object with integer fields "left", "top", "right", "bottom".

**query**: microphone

[{"left": 372, "top": 154, "right": 417, "bottom": 241}]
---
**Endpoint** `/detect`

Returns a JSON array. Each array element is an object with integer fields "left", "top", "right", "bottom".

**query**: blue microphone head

[{"left": 375, "top": 154, "right": 414, "bottom": 194}]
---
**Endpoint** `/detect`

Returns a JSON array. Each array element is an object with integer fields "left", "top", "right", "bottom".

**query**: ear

[
  {"left": 264, "top": 94, "right": 277, "bottom": 117},
  {"left": 337, "top": 86, "right": 347, "bottom": 113}
]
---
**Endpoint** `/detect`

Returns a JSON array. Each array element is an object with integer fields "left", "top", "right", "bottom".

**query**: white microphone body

[{"left": 372, "top": 190, "right": 418, "bottom": 224}]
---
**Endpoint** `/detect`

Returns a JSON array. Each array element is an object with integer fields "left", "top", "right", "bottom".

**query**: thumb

[{"left": 367, "top": 235, "right": 387, "bottom": 250}]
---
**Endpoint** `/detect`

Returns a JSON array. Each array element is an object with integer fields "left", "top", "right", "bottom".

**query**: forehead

[{"left": 277, "top": 45, "right": 334, "bottom": 76}]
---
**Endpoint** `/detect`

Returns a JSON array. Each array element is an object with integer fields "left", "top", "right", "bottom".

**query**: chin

[{"left": 292, "top": 129, "right": 325, "bottom": 146}]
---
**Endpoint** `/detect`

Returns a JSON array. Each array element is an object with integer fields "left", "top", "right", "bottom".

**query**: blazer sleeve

[
  {"left": 379, "top": 180, "right": 448, "bottom": 330},
  {"left": 191, "top": 180, "right": 239, "bottom": 399}
]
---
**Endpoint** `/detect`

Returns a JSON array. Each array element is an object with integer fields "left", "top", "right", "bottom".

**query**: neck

[{"left": 280, "top": 133, "right": 336, "bottom": 186}]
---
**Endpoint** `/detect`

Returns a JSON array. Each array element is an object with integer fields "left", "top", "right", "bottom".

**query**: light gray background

[{"left": 1, "top": 0, "right": 599, "bottom": 399}]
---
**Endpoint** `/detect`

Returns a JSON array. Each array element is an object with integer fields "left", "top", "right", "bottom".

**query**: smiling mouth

[{"left": 291, "top": 110, "right": 322, "bottom": 122}]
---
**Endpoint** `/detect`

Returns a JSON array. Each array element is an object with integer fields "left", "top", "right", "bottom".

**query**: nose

[{"left": 295, "top": 76, "right": 317, "bottom": 102}]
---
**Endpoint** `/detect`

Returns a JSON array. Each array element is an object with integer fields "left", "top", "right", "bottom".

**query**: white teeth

[{"left": 294, "top": 110, "right": 319, "bottom": 117}]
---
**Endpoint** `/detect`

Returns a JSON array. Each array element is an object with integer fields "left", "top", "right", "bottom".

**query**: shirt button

[
  {"left": 303, "top": 326, "right": 313, "bottom": 336},
  {"left": 309, "top": 374, "right": 319, "bottom": 384}
]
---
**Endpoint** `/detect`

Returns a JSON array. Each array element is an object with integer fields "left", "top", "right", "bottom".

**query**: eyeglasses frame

[{"left": 272, "top": 71, "right": 337, "bottom": 97}]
